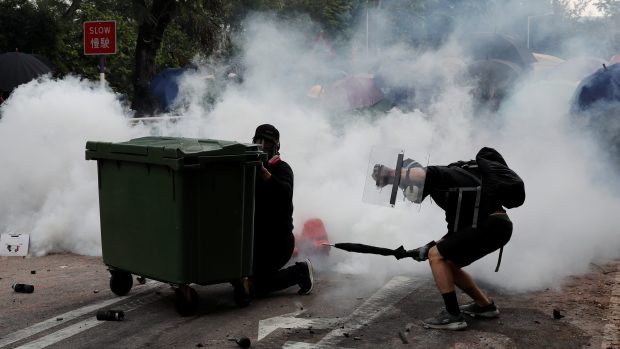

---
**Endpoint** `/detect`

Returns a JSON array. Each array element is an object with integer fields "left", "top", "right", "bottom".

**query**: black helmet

[{"left": 253, "top": 124, "right": 280, "bottom": 143}]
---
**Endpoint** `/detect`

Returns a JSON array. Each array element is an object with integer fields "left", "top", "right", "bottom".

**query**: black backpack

[
  {"left": 448, "top": 148, "right": 524, "bottom": 272},
  {"left": 475, "top": 147, "right": 525, "bottom": 209},
  {"left": 449, "top": 147, "right": 525, "bottom": 209}
]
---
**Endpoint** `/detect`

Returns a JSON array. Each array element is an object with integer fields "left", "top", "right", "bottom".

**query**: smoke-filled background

[{"left": 1, "top": 0, "right": 619, "bottom": 293}]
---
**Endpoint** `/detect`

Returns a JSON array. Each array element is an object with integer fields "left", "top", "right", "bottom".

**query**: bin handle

[
  {"left": 243, "top": 161, "right": 263, "bottom": 167},
  {"left": 197, "top": 155, "right": 262, "bottom": 164},
  {"left": 182, "top": 160, "right": 262, "bottom": 169}
]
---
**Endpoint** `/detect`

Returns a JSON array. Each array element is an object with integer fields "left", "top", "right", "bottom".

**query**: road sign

[{"left": 83, "top": 20, "right": 117, "bottom": 55}]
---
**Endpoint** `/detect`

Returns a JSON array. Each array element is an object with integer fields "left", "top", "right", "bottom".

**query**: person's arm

[
  {"left": 400, "top": 166, "right": 426, "bottom": 185},
  {"left": 372, "top": 163, "right": 426, "bottom": 187},
  {"left": 261, "top": 159, "right": 293, "bottom": 201}
]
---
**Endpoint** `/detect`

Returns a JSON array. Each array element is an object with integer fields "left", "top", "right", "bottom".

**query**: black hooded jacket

[
  {"left": 254, "top": 160, "right": 294, "bottom": 240},
  {"left": 423, "top": 165, "right": 500, "bottom": 233}
]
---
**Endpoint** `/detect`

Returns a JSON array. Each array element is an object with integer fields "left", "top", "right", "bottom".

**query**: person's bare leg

[
  {"left": 427, "top": 246, "right": 455, "bottom": 293},
  {"left": 449, "top": 264, "right": 492, "bottom": 306}
]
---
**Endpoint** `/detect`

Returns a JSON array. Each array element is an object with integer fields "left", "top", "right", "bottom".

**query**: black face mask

[
  {"left": 264, "top": 147, "right": 277, "bottom": 162},
  {"left": 254, "top": 137, "right": 277, "bottom": 164}
]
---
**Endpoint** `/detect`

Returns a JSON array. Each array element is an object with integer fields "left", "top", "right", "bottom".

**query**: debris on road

[
  {"left": 398, "top": 331, "right": 409, "bottom": 344},
  {"left": 553, "top": 309, "right": 565, "bottom": 319},
  {"left": 12, "top": 283, "right": 34, "bottom": 293},
  {"left": 228, "top": 336, "right": 251, "bottom": 348},
  {"left": 96, "top": 310, "right": 125, "bottom": 321},
  {"left": 398, "top": 322, "right": 414, "bottom": 343}
]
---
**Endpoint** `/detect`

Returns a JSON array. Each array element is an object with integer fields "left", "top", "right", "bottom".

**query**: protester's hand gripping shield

[{"left": 362, "top": 146, "right": 427, "bottom": 207}]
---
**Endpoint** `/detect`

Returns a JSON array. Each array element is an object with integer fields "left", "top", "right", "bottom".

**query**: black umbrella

[
  {"left": 31, "top": 54, "right": 54, "bottom": 71},
  {"left": 327, "top": 242, "right": 420, "bottom": 260},
  {"left": 462, "top": 32, "right": 535, "bottom": 69},
  {"left": 466, "top": 59, "right": 523, "bottom": 111},
  {"left": 0, "top": 52, "right": 52, "bottom": 92}
]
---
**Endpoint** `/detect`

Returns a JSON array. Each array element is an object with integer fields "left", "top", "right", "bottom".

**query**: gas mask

[
  {"left": 400, "top": 159, "right": 426, "bottom": 204},
  {"left": 404, "top": 184, "right": 424, "bottom": 203},
  {"left": 253, "top": 137, "right": 279, "bottom": 165}
]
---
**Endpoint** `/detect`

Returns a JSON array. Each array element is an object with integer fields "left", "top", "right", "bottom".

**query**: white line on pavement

[
  {"left": 0, "top": 281, "right": 161, "bottom": 348},
  {"left": 13, "top": 290, "right": 165, "bottom": 349},
  {"left": 13, "top": 320, "right": 102, "bottom": 349},
  {"left": 283, "top": 275, "right": 417, "bottom": 349}
]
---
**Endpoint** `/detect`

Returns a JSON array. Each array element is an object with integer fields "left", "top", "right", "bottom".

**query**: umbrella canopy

[
  {"left": 466, "top": 59, "right": 523, "bottom": 110},
  {"left": 150, "top": 68, "right": 187, "bottom": 112},
  {"left": 31, "top": 54, "right": 54, "bottom": 71},
  {"left": 531, "top": 52, "right": 565, "bottom": 79},
  {"left": 533, "top": 52, "right": 565, "bottom": 64},
  {"left": 574, "top": 63, "right": 620, "bottom": 111},
  {"left": 320, "top": 74, "right": 384, "bottom": 111},
  {"left": 0, "top": 52, "right": 51, "bottom": 92},
  {"left": 550, "top": 56, "right": 607, "bottom": 82},
  {"left": 572, "top": 64, "right": 620, "bottom": 165},
  {"left": 462, "top": 32, "right": 535, "bottom": 69},
  {"left": 609, "top": 54, "right": 620, "bottom": 66}
]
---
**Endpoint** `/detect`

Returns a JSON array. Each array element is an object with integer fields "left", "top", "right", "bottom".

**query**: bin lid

[{"left": 86, "top": 137, "right": 263, "bottom": 169}]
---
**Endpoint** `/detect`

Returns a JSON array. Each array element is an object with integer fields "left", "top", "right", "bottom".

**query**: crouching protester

[
  {"left": 372, "top": 147, "right": 524, "bottom": 330},
  {"left": 246, "top": 124, "right": 314, "bottom": 298}
]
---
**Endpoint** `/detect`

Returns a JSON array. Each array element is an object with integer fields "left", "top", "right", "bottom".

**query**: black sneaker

[
  {"left": 422, "top": 310, "right": 467, "bottom": 330},
  {"left": 460, "top": 301, "right": 500, "bottom": 318},
  {"left": 297, "top": 258, "right": 314, "bottom": 295}
]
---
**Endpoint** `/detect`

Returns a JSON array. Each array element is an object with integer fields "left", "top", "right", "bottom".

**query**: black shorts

[{"left": 436, "top": 214, "right": 513, "bottom": 268}]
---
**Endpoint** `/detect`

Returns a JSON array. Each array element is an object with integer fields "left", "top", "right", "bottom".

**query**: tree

[
  {"left": 0, "top": 0, "right": 61, "bottom": 55},
  {"left": 131, "top": 0, "right": 228, "bottom": 116},
  {"left": 131, "top": 0, "right": 179, "bottom": 115}
]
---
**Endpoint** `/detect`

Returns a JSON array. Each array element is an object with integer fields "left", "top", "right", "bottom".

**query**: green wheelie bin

[{"left": 85, "top": 136, "right": 264, "bottom": 315}]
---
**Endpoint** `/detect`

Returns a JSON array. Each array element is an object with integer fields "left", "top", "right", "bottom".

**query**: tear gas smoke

[{"left": 0, "top": 3, "right": 618, "bottom": 293}]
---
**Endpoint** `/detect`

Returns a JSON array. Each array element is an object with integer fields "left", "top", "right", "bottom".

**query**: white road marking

[
  {"left": 258, "top": 310, "right": 341, "bottom": 341},
  {"left": 0, "top": 281, "right": 161, "bottom": 348},
  {"left": 282, "top": 341, "right": 352, "bottom": 349},
  {"left": 14, "top": 320, "right": 102, "bottom": 349},
  {"left": 13, "top": 290, "right": 164, "bottom": 349},
  {"left": 282, "top": 275, "right": 417, "bottom": 349},
  {"left": 601, "top": 268, "right": 620, "bottom": 349}
]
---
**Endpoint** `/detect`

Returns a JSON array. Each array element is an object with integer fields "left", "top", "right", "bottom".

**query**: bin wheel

[
  {"left": 109, "top": 270, "right": 133, "bottom": 296},
  {"left": 174, "top": 285, "right": 199, "bottom": 316},
  {"left": 232, "top": 277, "right": 255, "bottom": 307}
]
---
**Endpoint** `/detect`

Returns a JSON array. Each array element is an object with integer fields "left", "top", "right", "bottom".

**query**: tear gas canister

[
  {"left": 12, "top": 284, "right": 34, "bottom": 293},
  {"left": 96, "top": 310, "right": 125, "bottom": 321}
]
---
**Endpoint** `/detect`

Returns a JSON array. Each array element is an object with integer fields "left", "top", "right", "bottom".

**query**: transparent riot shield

[{"left": 362, "top": 146, "right": 427, "bottom": 208}]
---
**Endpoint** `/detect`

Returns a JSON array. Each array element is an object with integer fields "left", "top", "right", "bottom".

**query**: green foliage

[
  {"left": 4, "top": 0, "right": 617, "bottom": 101},
  {"left": 1, "top": 0, "right": 223, "bottom": 97},
  {"left": 53, "top": 1, "right": 137, "bottom": 95},
  {"left": 595, "top": 0, "right": 620, "bottom": 17},
  {"left": 0, "top": 0, "right": 61, "bottom": 55}
]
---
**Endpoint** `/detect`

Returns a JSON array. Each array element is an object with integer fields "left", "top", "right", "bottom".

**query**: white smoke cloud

[
  {"left": 0, "top": 4, "right": 618, "bottom": 294},
  {"left": 0, "top": 76, "right": 141, "bottom": 256}
]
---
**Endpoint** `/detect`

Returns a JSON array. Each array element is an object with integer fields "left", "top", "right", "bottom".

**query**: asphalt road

[{"left": 1, "top": 254, "right": 619, "bottom": 349}]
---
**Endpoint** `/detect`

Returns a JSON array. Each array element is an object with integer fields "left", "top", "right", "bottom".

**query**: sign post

[{"left": 83, "top": 20, "right": 117, "bottom": 84}]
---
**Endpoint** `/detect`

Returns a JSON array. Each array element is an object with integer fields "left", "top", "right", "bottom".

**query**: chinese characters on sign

[{"left": 83, "top": 20, "right": 117, "bottom": 55}]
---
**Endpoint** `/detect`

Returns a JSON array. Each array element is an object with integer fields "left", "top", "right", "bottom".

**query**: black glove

[
  {"left": 409, "top": 241, "right": 436, "bottom": 262},
  {"left": 393, "top": 246, "right": 407, "bottom": 260}
]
